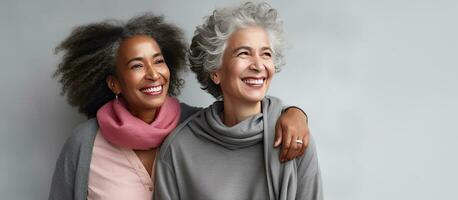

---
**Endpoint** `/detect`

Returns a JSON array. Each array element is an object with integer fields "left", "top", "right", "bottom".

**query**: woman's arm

[
  {"left": 275, "top": 107, "right": 310, "bottom": 162},
  {"left": 49, "top": 119, "right": 97, "bottom": 200},
  {"left": 48, "top": 139, "right": 76, "bottom": 200}
]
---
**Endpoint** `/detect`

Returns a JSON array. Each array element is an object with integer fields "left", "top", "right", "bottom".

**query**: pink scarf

[{"left": 96, "top": 96, "right": 181, "bottom": 150}]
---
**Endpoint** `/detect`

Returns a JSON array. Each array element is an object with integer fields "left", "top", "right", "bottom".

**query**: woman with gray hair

[{"left": 154, "top": 2, "right": 322, "bottom": 200}]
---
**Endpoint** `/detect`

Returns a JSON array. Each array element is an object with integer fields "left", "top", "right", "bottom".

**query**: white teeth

[
  {"left": 141, "top": 86, "right": 162, "bottom": 93},
  {"left": 243, "top": 79, "right": 264, "bottom": 85}
]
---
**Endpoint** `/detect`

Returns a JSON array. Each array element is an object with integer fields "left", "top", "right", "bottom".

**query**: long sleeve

[
  {"left": 48, "top": 137, "right": 76, "bottom": 200},
  {"left": 48, "top": 119, "right": 98, "bottom": 200},
  {"left": 295, "top": 137, "right": 323, "bottom": 200},
  {"left": 153, "top": 159, "right": 180, "bottom": 200}
]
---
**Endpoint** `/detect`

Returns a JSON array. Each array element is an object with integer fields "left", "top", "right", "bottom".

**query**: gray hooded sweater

[{"left": 154, "top": 97, "right": 323, "bottom": 200}]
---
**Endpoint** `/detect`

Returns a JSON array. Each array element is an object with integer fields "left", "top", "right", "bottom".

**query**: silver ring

[{"left": 295, "top": 139, "right": 303, "bottom": 144}]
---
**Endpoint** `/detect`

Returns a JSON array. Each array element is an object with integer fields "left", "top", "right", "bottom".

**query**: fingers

[
  {"left": 296, "top": 136, "right": 306, "bottom": 158},
  {"left": 293, "top": 125, "right": 310, "bottom": 159},
  {"left": 287, "top": 137, "right": 303, "bottom": 161},
  {"left": 274, "top": 122, "right": 283, "bottom": 147},
  {"left": 280, "top": 126, "right": 306, "bottom": 162},
  {"left": 280, "top": 131, "right": 292, "bottom": 162},
  {"left": 283, "top": 135, "right": 308, "bottom": 161},
  {"left": 299, "top": 134, "right": 310, "bottom": 155},
  {"left": 286, "top": 139, "right": 298, "bottom": 161},
  {"left": 277, "top": 116, "right": 311, "bottom": 162}
]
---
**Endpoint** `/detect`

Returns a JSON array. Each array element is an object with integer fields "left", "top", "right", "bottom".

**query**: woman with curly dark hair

[{"left": 49, "top": 13, "right": 310, "bottom": 200}]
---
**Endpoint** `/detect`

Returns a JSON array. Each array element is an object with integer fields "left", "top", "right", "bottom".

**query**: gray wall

[{"left": 1, "top": 0, "right": 457, "bottom": 199}]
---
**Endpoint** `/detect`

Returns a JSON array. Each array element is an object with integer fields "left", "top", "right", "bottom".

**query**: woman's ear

[
  {"left": 106, "top": 75, "right": 120, "bottom": 94},
  {"left": 210, "top": 72, "right": 221, "bottom": 85}
]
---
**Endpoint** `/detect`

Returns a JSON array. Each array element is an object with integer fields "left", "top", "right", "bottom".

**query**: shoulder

[
  {"left": 60, "top": 118, "right": 98, "bottom": 157},
  {"left": 158, "top": 107, "right": 203, "bottom": 161},
  {"left": 265, "top": 95, "right": 283, "bottom": 105},
  {"left": 65, "top": 118, "right": 98, "bottom": 147},
  {"left": 53, "top": 118, "right": 99, "bottom": 175},
  {"left": 295, "top": 136, "right": 320, "bottom": 176},
  {"left": 264, "top": 95, "right": 285, "bottom": 113}
]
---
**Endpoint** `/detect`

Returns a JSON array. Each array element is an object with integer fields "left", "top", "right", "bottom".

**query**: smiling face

[
  {"left": 213, "top": 26, "right": 275, "bottom": 105},
  {"left": 107, "top": 35, "right": 170, "bottom": 116}
]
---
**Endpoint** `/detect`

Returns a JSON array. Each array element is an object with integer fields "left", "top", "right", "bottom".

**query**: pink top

[{"left": 88, "top": 130, "right": 156, "bottom": 200}]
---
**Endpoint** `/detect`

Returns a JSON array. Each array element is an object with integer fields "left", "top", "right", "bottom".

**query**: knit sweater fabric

[{"left": 154, "top": 97, "right": 323, "bottom": 200}]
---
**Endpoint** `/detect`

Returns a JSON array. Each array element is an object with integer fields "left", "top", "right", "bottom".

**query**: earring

[{"left": 115, "top": 93, "right": 119, "bottom": 101}]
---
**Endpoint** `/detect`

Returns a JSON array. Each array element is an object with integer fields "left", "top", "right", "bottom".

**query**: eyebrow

[
  {"left": 261, "top": 47, "right": 273, "bottom": 52},
  {"left": 232, "top": 46, "right": 251, "bottom": 54},
  {"left": 232, "top": 46, "right": 273, "bottom": 54},
  {"left": 125, "top": 53, "right": 163, "bottom": 65}
]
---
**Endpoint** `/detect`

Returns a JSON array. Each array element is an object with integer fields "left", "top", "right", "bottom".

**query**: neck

[{"left": 222, "top": 98, "right": 261, "bottom": 127}]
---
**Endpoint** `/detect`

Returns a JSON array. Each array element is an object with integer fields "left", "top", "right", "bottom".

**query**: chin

[
  {"left": 242, "top": 94, "right": 266, "bottom": 104},
  {"left": 144, "top": 96, "right": 167, "bottom": 109},
  {"left": 252, "top": 90, "right": 268, "bottom": 99}
]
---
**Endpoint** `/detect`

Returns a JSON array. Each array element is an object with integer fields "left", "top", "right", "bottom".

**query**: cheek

[
  {"left": 225, "top": 69, "right": 241, "bottom": 82},
  {"left": 267, "top": 67, "right": 275, "bottom": 78},
  {"left": 266, "top": 61, "right": 276, "bottom": 77},
  {"left": 162, "top": 67, "right": 171, "bottom": 83},
  {"left": 121, "top": 72, "right": 142, "bottom": 87},
  {"left": 227, "top": 61, "right": 246, "bottom": 77}
]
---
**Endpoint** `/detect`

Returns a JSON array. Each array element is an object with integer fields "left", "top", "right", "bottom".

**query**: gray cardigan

[{"left": 48, "top": 103, "right": 200, "bottom": 200}]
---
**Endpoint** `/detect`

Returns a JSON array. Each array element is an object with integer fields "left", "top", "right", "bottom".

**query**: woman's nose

[
  {"left": 249, "top": 56, "right": 264, "bottom": 71},
  {"left": 145, "top": 64, "right": 160, "bottom": 80}
]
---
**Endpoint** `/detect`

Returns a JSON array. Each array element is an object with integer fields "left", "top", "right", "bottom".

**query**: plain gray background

[{"left": 1, "top": 0, "right": 457, "bottom": 199}]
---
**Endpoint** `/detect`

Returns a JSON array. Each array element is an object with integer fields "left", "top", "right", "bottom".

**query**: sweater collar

[{"left": 189, "top": 98, "right": 272, "bottom": 150}]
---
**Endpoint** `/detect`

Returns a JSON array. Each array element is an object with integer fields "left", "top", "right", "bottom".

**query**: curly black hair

[{"left": 54, "top": 13, "right": 187, "bottom": 118}]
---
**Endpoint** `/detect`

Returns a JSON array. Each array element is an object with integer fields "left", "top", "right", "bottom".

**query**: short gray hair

[{"left": 189, "top": 1, "right": 285, "bottom": 99}]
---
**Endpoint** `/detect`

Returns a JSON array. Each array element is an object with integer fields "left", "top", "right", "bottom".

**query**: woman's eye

[
  {"left": 131, "top": 64, "right": 142, "bottom": 69},
  {"left": 263, "top": 52, "right": 272, "bottom": 58},
  {"left": 237, "top": 51, "right": 249, "bottom": 57},
  {"left": 154, "top": 59, "right": 165, "bottom": 64}
]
